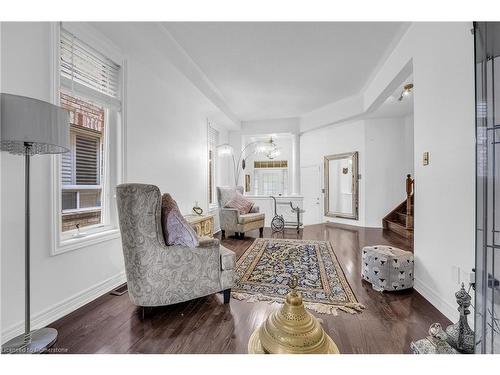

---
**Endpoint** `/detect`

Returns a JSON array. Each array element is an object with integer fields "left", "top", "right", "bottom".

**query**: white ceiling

[{"left": 163, "top": 22, "right": 409, "bottom": 121}]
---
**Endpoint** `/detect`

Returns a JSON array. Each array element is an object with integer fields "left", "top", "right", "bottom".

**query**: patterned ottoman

[{"left": 361, "top": 245, "right": 414, "bottom": 292}]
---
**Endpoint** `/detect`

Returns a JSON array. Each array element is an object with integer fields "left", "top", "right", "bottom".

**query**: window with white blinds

[
  {"left": 253, "top": 162, "right": 289, "bottom": 196},
  {"left": 59, "top": 92, "right": 104, "bottom": 231},
  {"left": 58, "top": 27, "right": 120, "bottom": 234},
  {"left": 53, "top": 24, "right": 124, "bottom": 252},
  {"left": 208, "top": 126, "right": 219, "bottom": 207},
  {"left": 60, "top": 28, "right": 121, "bottom": 105}
]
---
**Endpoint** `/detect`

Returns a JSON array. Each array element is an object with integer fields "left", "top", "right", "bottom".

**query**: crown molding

[{"left": 156, "top": 23, "right": 241, "bottom": 129}]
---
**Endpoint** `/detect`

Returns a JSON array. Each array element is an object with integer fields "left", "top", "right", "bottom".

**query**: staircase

[{"left": 382, "top": 174, "right": 414, "bottom": 239}]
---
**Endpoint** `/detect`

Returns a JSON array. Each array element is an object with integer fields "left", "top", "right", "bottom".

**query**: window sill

[{"left": 52, "top": 227, "right": 121, "bottom": 256}]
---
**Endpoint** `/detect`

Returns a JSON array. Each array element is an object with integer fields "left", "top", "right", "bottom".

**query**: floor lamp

[
  {"left": 217, "top": 137, "right": 278, "bottom": 186},
  {"left": 1, "top": 93, "right": 70, "bottom": 354}
]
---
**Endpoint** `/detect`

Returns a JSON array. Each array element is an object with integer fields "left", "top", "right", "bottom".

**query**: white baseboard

[
  {"left": 1, "top": 271, "right": 126, "bottom": 344},
  {"left": 414, "top": 277, "right": 458, "bottom": 322}
]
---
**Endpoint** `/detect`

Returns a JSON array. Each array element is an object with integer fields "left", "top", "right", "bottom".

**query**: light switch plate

[{"left": 423, "top": 151, "right": 429, "bottom": 166}]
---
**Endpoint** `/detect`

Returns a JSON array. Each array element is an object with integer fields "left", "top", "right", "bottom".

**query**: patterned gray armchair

[
  {"left": 116, "top": 183, "right": 235, "bottom": 308},
  {"left": 217, "top": 186, "right": 265, "bottom": 239}
]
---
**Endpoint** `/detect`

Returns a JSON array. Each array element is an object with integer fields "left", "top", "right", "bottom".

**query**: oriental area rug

[{"left": 232, "top": 238, "right": 364, "bottom": 315}]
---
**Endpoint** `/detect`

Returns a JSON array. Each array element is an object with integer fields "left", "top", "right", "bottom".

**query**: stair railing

[{"left": 406, "top": 174, "right": 414, "bottom": 229}]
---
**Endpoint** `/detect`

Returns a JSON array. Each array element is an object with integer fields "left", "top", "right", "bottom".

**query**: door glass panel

[{"left": 475, "top": 22, "right": 500, "bottom": 354}]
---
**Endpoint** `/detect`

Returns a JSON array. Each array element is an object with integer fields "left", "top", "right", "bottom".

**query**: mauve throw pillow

[
  {"left": 161, "top": 193, "right": 199, "bottom": 248},
  {"left": 225, "top": 192, "right": 254, "bottom": 214}
]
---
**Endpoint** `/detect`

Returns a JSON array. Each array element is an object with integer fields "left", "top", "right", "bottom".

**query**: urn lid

[{"left": 248, "top": 277, "right": 339, "bottom": 354}]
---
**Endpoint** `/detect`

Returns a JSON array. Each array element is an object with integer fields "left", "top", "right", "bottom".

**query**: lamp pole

[
  {"left": 0, "top": 93, "right": 66, "bottom": 354},
  {"left": 218, "top": 139, "right": 277, "bottom": 186},
  {"left": 24, "top": 143, "right": 32, "bottom": 345}
]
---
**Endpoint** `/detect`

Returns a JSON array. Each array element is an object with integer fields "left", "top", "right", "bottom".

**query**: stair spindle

[{"left": 406, "top": 174, "right": 414, "bottom": 229}]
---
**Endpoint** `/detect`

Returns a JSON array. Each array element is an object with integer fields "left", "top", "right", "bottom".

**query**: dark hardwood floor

[{"left": 49, "top": 223, "right": 449, "bottom": 354}]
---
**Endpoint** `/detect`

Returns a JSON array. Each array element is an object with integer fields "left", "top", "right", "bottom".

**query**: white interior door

[{"left": 301, "top": 165, "right": 322, "bottom": 225}]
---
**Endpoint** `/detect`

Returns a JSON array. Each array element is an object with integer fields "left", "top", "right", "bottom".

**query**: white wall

[
  {"left": 123, "top": 51, "right": 231, "bottom": 232},
  {"left": 240, "top": 117, "right": 299, "bottom": 135},
  {"left": 1, "top": 21, "right": 475, "bottom": 338},
  {"left": 300, "top": 95, "right": 364, "bottom": 132},
  {"left": 124, "top": 49, "right": 231, "bottom": 214},
  {"left": 301, "top": 120, "right": 367, "bottom": 226},
  {"left": 230, "top": 117, "right": 301, "bottom": 193},
  {"left": 301, "top": 23, "right": 475, "bottom": 321},
  {"left": 364, "top": 116, "right": 414, "bottom": 227},
  {"left": 227, "top": 131, "right": 242, "bottom": 186},
  {"left": 410, "top": 24, "right": 475, "bottom": 320},
  {"left": 403, "top": 114, "right": 414, "bottom": 174},
  {"left": 0, "top": 22, "right": 125, "bottom": 342},
  {"left": 243, "top": 135, "right": 293, "bottom": 195},
  {"left": 1, "top": 22, "right": 234, "bottom": 342},
  {"left": 364, "top": 23, "right": 475, "bottom": 321},
  {"left": 300, "top": 117, "right": 412, "bottom": 228}
]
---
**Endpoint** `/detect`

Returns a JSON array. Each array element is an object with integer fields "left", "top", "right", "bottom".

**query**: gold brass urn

[{"left": 248, "top": 277, "right": 340, "bottom": 354}]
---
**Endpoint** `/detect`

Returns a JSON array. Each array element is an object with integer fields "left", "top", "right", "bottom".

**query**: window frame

[
  {"left": 253, "top": 162, "right": 289, "bottom": 196},
  {"left": 49, "top": 22, "right": 126, "bottom": 255},
  {"left": 61, "top": 125, "right": 103, "bottom": 221},
  {"left": 60, "top": 107, "right": 106, "bottom": 232},
  {"left": 207, "top": 122, "right": 219, "bottom": 210}
]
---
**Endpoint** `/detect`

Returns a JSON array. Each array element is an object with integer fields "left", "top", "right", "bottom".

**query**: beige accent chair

[{"left": 217, "top": 186, "right": 265, "bottom": 239}]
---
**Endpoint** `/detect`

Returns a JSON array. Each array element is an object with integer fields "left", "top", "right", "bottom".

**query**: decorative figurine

[
  {"left": 192, "top": 201, "right": 203, "bottom": 216},
  {"left": 445, "top": 283, "right": 474, "bottom": 353},
  {"left": 410, "top": 323, "right": 459, "bottom": 354}
]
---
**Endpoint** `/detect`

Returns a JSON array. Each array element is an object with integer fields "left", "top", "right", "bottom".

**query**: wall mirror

[{"left": 324, "top": 152, "right": 359, "bottom": 220}]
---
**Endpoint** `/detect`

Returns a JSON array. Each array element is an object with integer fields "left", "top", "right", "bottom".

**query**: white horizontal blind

[
  {"left": 254, "top": 160, "right": 288, "bottom": 168},
  {"left": 58, "top": 26, "right": 118, "bottom": 234},
  {"left": 61, "top": 149, "right": 73, "bottom": 185},
  {"left": 60, "top": 28, "right": 120, "bottom": 100},
  {"left": 208, "top": 126, "right": 219, "bottom": 147},
  {"left": 75, "top": 133, "right": 100, "bottom": 185}
]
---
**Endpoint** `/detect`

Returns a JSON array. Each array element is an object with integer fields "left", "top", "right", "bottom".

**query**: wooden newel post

[{"left": 406, "top": 174, "right": 414, "bottom": 229}]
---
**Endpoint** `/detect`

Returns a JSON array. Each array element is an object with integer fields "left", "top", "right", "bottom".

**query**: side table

[{"left": 184, "top": 214, "right": 214, "bottom": 238}]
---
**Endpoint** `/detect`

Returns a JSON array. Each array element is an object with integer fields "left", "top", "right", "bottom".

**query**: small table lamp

[{"left": 1, "top": 93, "right": 70, "bottom": 354}]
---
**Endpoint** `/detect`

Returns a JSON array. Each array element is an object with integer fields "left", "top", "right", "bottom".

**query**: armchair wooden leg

[
  {"left": 141, "top": 306, "right": 151, "bottom": 320},
  {"left": 223, "top": 289, "right": 231, "bottom": 304},
  {"left": 259, "top": 227, "right": 264, "bottom": 237},
  {"left": 221, "top": 230, "right": 225, "bottom": 239}
]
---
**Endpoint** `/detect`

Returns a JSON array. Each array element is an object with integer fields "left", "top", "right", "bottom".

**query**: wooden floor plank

[{"left": 49, "top": 223, "right": 449, "bottom": 354}]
